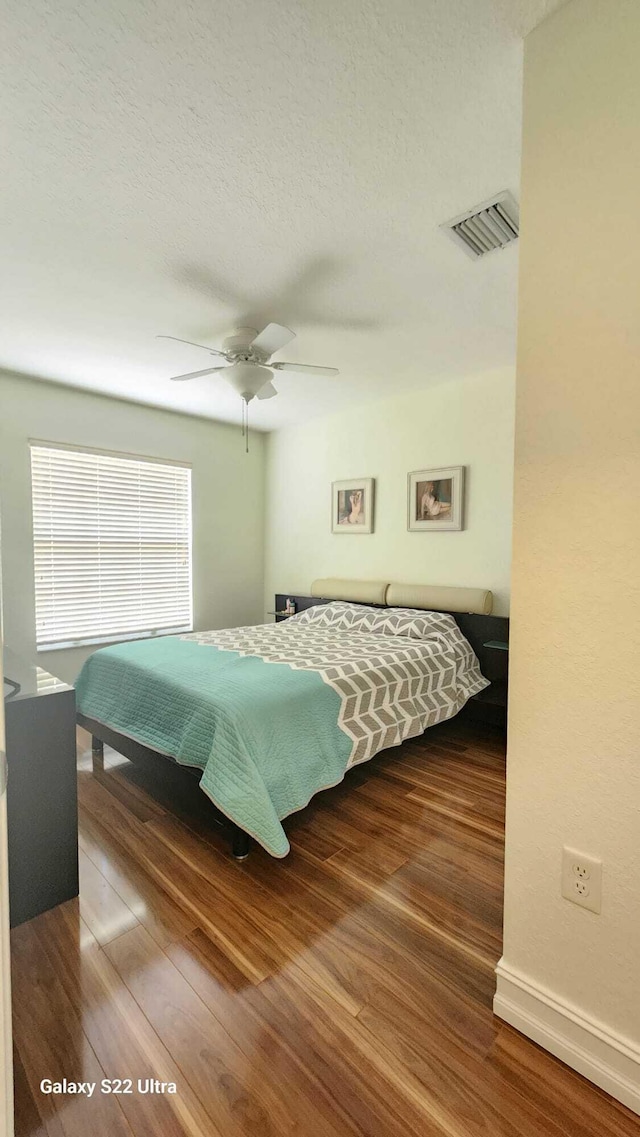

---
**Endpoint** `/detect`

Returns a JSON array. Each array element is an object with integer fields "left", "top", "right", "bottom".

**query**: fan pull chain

[{"left": 239, "top": 398, "right": 250, "bottom": 452}]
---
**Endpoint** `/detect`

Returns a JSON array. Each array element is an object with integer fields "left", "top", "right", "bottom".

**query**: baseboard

[{"left": 494, "top": 959, "right": 640, "bottom": 1116}]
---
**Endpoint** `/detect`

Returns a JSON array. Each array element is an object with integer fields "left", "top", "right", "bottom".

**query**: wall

[
  {"left": 264, "top": 367, "right": 515, "bottom": 615},
  {"left": 495, "top": 0, "right": 640, "bottom": 1113},
  {"left": 0, "top": 372, "right": 265, "bottom": 683}
]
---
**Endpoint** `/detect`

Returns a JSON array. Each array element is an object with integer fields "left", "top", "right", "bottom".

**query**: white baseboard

[{"left": 494, "top": 959, "right": 640, "bottom": 1116}]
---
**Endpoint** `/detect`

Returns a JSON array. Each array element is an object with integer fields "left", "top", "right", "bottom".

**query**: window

[{"left": 31, "top": 444, "right": 192, "bottom": 650}]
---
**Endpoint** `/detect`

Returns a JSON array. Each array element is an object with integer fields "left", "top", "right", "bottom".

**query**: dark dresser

[{"left": 3, "top": 650, "right": 78, "bottom": 927}]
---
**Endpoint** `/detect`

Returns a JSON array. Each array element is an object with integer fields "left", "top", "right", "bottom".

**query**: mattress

[{"left": 75, "top": 605, "right": 488, "bottom": 856}]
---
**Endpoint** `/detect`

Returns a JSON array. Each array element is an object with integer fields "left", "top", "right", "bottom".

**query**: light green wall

[
  {"left": 0, "top": 371, "right": 266, "bottom": 683},
  {"left": 264, "top": 367, "right": 515, "bottom": 616},
  {"left": 1, "top": 365, "right": 516, "bottom": 688}
]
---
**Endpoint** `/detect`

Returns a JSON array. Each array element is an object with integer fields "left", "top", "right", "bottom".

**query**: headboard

[
  {"left": 310, "top": 577, "right": 493, "bottom": 615},
  {"left": 310, "top": 578, "right": 388, "bottom": 606}
]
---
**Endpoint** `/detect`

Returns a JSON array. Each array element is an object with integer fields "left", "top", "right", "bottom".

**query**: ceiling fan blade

[
  {"left": 170, "top": 366, "right": 227, "bottom": 382},
  {"left": 250, "top": 322, "right": 295, "bottom": 356},
  {"left": 157, "top": 334, "right": 228, "bottom": 358},
  {"left": 271, "top": 362, "right": 339, "bottom": 377},
  {"left": 256, "top": 381, "right": 278, "bottom": 400}
]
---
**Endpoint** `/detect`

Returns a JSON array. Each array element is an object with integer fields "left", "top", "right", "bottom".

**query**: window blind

[{"left": 31, "top": 444, "right": 193, "bottom": 650}]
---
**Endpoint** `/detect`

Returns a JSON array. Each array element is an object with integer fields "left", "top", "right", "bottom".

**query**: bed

[{"left": 76, "top": 579, "right": 501, "bottom": 859}]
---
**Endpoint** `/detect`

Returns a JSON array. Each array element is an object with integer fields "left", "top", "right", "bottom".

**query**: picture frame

[
  {"left": 407, "top": 466, "right": 464, "bottom": 531},
  {"left": 332, "top": 477, "right": 375, "bottom": 534}
]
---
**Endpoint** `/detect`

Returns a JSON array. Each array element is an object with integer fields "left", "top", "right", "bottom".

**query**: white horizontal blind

[{"left": 31, "top": 445, "right": 192, "bottom": 649}]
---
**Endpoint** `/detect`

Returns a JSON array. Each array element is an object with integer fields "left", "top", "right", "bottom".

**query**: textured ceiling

[{"left": 1, "top": 0, "right": 565, "bottom": 429}]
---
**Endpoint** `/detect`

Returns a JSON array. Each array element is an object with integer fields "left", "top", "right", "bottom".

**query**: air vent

[{"left": 442, "top": 191, "right": 519, "bottom": 259}]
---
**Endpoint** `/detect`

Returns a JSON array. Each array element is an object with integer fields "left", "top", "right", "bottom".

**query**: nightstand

[
  {"left": 469, "top": 639, "right": 509, "bottom": 728},
  {"left": 274, "top": 594, "right": 327, "bottom": 623}
]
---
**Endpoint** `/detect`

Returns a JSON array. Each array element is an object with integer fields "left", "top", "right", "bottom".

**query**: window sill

[{"left": 37, "top": 626, "right": 193, "bottom": 652}]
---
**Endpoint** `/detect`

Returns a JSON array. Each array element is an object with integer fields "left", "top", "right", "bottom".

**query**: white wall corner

[{"left": 494, "top": 959, "right": 640, "bottom": 1116}]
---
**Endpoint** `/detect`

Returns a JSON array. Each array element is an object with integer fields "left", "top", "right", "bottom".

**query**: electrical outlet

[{"left": 561, "top": 847, "right": 602, "bottom": 913}]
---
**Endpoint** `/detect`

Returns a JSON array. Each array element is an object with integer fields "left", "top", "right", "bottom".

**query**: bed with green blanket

[{"left": 75, "top": 602, "right": 488, "bottom": 857}]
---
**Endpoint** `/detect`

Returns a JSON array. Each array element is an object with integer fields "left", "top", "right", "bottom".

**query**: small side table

[{"left": 469, "top": 640, "right": 509, "bottom": 728}]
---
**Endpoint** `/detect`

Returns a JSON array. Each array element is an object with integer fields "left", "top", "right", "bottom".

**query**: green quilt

[{"left": 76, "top": 633, "right": 352, "bottom": 856}]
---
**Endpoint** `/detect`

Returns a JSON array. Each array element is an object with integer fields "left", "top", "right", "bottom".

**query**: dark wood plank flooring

[{"left": 11, "top": 719, "right": 640, "bottom": 1136}]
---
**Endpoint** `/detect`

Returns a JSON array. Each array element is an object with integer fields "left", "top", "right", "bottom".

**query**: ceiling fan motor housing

[{"left": 222, "top": 327, "right": 266, "bottom": 362}]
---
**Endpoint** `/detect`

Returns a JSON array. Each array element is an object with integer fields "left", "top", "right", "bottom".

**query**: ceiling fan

[{"left": 157, "top": 322, "right": 339, "bottom": 403}]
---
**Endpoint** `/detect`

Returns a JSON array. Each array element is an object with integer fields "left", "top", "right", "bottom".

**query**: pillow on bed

[
  {"left": 288, "top": 602, "right": 372, "bottom": 630},
  {"left": 363, "top": 606, "right": 460, "bottom": 641},
  {"left": 289, "top": 601, "right": 457, "bottom": 641}
]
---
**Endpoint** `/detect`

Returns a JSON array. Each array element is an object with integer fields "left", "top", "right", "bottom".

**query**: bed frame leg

[
  {"left": 91, "top": 736, "right": 104, "bottom": 774},
  {"left": 231, "top": 827, "right": 250, "bottom": 861}
]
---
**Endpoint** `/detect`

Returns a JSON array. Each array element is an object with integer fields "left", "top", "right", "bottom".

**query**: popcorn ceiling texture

[{"left": 1, "top": 0, "right": 563, "bottom": 428}]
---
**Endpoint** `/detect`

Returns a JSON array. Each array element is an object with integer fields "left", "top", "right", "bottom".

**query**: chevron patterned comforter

[{"left": 75, "top": 603, "right": 488, "bottom": 856}]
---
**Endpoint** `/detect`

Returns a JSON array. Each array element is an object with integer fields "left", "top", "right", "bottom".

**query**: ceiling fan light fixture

[{"left": 225, "top": 362, "right": 273, "bottom": 402}]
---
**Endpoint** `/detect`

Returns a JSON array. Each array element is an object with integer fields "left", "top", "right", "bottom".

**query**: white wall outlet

[{"left": 561, "top": 846, "right": 602, "bottom": 914}]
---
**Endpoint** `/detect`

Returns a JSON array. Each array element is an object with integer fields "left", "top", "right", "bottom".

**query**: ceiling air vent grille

[{"left": 442, "top": 191, "right": 519, "bottom": 259}]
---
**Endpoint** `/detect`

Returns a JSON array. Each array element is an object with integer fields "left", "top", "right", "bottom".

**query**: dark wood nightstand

[
  {"left": 274, "top": 594, "right": 326, "bottom": 623},
  {"left": 469, "top": 639, "right": 509, "bottom": 728}
]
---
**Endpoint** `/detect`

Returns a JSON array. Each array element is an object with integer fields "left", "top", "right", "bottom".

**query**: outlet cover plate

[{"left": 561, "top": 846, "right": 602, "bottom": 914}]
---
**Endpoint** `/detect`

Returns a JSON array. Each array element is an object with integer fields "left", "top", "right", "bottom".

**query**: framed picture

[
  {"left": 407, "top": 466, "right": 464, "bottom": 531},
  {"left": 332, "top": 477, "right": 375, "bottom": 533}
]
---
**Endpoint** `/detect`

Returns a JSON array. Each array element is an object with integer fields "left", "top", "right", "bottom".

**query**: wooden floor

[{"left": 11, "top": 718, "right": 640, "bottom": 1137}]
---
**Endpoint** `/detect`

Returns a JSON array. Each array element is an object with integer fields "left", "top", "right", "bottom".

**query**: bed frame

[
  {"left": 79, "top": 592, "right": 508, "bottom": 860},
  {"left": 77, "top": 710, "right": 254, "bottom": 859}
]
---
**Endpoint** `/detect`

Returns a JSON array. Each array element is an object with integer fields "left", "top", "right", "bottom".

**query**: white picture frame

[
  {"left": 407, "top": 466, "right": 465, "bottom": 531},
  {"left": 331, "top": 477, "right": 375, "bottom": 534}
]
